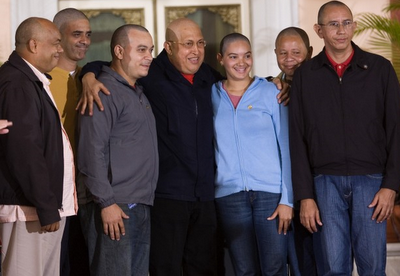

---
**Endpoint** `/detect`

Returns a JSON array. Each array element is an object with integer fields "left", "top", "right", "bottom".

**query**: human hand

[
  {"left": 101, "top": 203, "right": 129, "bottom": 241},
  {"left": 369, "top": 188, "right": 396, "bottom": 223},
  {"left": 41, "top": 221, "right": 60, "bottom": 232},
  {"left": 275, "top": 78, "right": 290, "bottom": 106},
  {"left": 0, "top": 120, "right": 12, "bottom": 134},
  {"left": 300, "top": 199, "right": 323, "bottom": 233},
  {"left": 267, "top": 204, "right": 293, "bottom": 234},
  {"left": 77, "top": 72, "right": 111, "bottom": 116}
]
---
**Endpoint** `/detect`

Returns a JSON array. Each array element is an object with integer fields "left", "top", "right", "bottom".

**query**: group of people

[{"left": 0, "top": 1, "right": 399, "bottom": 276}]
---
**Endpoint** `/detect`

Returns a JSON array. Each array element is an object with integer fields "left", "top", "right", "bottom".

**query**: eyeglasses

[
  {"left": 169, "top": 40, "right": 207, "bottom": 49},
  {"left": 319, "top": 20, "right": 355, "bottom": 30}
]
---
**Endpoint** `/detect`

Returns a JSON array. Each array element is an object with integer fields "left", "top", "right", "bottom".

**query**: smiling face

[
  {"left": 60, "top": 18, "right": 91, "bottom": 62},
  {"left": 218, "top": 39, "right": 252, "bottom": 82},
  {"left": 36, "top": 20, "right": 64, "bottom": 73},
  {"left": 164, "top": 19, "right": 205, "bottom": 74},
  {"left": 314, "top": 4, "right": 356, "bottom": 56},
  {"left": 113, "top": 28, "right": 154, "bottom": 85},
  {"left": 275, "top": 34, "right": 309, "bottom": 80}
]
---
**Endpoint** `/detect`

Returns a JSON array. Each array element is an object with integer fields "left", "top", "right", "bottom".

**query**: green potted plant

[{"left": 354, "top": 1, "right": 400, "bottom": 80}]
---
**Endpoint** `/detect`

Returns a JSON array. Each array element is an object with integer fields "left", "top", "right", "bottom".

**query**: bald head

[
  {"left": 164, "top": 18, "right": 205, "bottom": 74},
  {"left": 108, "top": 24, "right": 153, "bottom": 86},
  {"left": 15, "top": 17, "right": 62, "bottom": 73},
  {"left": 110, "top": 24, "right": 149, "bottom": 58},
  {"left": 165, "top": 18, "right": 201, "bottom": 42},
  {"left": 317, "top": 1, "right": 352, "bottom": 24},
  {"left": 15, "top": 17, "right": 50, "bottom": 50},
  {"left": 275, "top": 27, "right": 310, "bottom": 50},
  {"left": 219, "top": 32, "right": 251, "bottom": 56},
  {"left": 53, "top": 8, "right": 89, "bottom": 33},
  {"left": 274, "top": 27, "right": 312, "bottom": 81}
]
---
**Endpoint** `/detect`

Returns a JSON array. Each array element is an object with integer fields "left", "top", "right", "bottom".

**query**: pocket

[
  {"left": 312, "top": 174, "right": 323, "bottom": 180},
  {"left": 366, "top": 173, "right": 384, "bottom": 180}
]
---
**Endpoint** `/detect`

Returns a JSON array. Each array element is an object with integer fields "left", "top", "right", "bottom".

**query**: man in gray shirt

[{"left": 77, "top": 24, "right": 158, "bottom": 276}]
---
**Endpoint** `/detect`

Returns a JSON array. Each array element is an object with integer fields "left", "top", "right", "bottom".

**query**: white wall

[
  {"left": 298, "top": 0, "right": 389, "bottom": 57},
  {"left": 0, "top": 0, "right": 392, "bottom": 68},
  {"left": 0, "top": 0, "right": 58, "bottom": 62},
  {"left": 249, "top": 0, "right": 390, "bottom": 76},
  {"left": 0, "top": 0, "right": 11, "bottom": 62},
  {"left": 250, "top": 0, "right": 299, "bottom": 77},
  {"left": 59, "top": 0, "right": 156, "bottom": 49}
]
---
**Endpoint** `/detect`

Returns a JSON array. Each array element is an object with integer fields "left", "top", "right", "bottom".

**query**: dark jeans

[
  {"left": 216, "top": 191, "right": 288, "bottom": 276},
  {"left": 149, "top": 198, "right": 218, "bottom": 276},
  {"left": 81, "top": 201, "right": 151, "bottom": 276}
]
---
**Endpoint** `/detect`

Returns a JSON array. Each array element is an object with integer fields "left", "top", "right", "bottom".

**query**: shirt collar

[
  {"left": 325, "top": 49, "right": 354, "bottom": 77},
  {"left": 21, "top": 57, "right": 51, "bottom": 86}
]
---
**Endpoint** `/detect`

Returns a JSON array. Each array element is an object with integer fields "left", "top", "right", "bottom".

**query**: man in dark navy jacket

[{"left": 141, "top": 18, "right": 221, "bottom": 275}]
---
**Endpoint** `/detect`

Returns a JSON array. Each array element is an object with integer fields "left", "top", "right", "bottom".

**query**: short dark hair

[
  {"left": 110, "top": 24, "right": 149, "bottom": 57},
  {"left": 275, "top": 27, "right": 310, "bottom": 49},
  {"left": 317, "top": 1, "right": 353, "bottom": 24},
  {"left": 53, "top": 8, "right": 88, "bottom": 32},
  {"left": 219, "top": 33, "right": 251, "bottom": 55}
]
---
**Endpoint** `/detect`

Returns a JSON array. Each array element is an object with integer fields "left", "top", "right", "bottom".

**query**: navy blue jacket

[
  {"left": 289, "top": 42, "right": 400, "bottom": 202},
  {"left": 140, "top": 50, "right": 222, "bottom": 201},
  {"left": 0, "top": 51, "right": 64, "bottom": 226}
]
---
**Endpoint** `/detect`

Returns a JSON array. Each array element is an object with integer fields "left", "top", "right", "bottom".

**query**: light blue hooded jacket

[{"left": 212, "top": 76, "right": 293, "bottom": 207}]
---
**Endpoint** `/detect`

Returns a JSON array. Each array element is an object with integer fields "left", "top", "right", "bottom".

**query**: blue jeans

[
  {"left": 313, "top": 174, "right": 387, "bottom": 276},
  {"left": 215, "top": 191, "right": 288, "bottom": 276},
  {"left": 82, "top": 201, "right": 151, "bottom": 276}
]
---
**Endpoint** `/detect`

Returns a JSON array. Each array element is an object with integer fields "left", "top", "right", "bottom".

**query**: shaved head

[
  {"left": 275, "top": 27, "right": 310, "bottom": 50},
  {"left": 53, "top": 8, "right": 89, "bottom": 33},
  {"left": 110, "top": 24, "right": 149, "bottom": 57},
  {"left": 219, "top": 32, "right": 251, "bottom": 56},
  {"left": 15, "top": 17, "right": 56, "bottom": 49},
  {"left": 164, "top": 18, "right": 205, "bottom": 74},
  {"left": 317, "top": 1, "right": 352, "bottom": 24},
  {"left": 274, "top": 27, "right": 312, "bottom": 81},
  {"left": 165, "top": 18, "right": 200, "bottom": 42},
  {"left": 15, "top": 17, "right": 62, "bottom": 73}
]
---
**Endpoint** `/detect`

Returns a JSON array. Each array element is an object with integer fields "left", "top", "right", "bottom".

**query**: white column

[
  {"left": 10, "top": 0, "right": 58, "bottom": 51},
  {"left": 0, "top": 0, "right": 11, "bottom": 62},
  {"left": 250, "top": 0, "right": 298, "bottom": 77}
]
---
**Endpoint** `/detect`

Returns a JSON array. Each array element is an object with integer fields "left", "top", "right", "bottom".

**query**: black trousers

[
  {"left": 60, "top": 215, "right": 90, "bottom": 276},
  {"left": 149, "top": 198, "right": 218, "bottom": 276}
]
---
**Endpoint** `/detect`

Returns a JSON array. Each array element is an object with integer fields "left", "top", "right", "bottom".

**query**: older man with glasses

[{"left": 141, "top": 18, "right": 222, "bottom": 275}]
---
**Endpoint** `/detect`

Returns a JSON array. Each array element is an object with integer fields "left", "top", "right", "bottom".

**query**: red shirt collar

[
  {"left": 181, "top": 73, "right": 194, "bottom": 84},
  {"left": 326, "top": 49, "right": 354, "bottom": 77}
]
